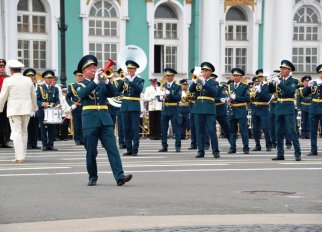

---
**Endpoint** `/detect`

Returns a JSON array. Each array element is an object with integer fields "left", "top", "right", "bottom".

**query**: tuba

[{"left": 108, "top": 45, "right": 147, "bottom": 108}]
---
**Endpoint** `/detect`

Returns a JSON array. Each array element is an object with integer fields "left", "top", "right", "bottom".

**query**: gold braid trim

[
  {"left": 39, "top": 86, "right": 48, "bottom": 100},
  {"left": 70, "top": 83, "right": 79, "bottom": 98}
]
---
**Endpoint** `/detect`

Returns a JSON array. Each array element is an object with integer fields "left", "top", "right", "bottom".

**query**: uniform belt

[
  {"left": 216, "top": 102, "right": 225, "bottom": 106},
  {"left": 83, "top": 105, "right": 108, "bottom": 110},
  {"left": 300, "top": 102, "right": 311, "bottom": 105},
  {"left": 270, "top": 100, "right": 277, "bottom": 104},
  {"left": 164, "top": 103, "right": 178, "bottom": 106},
  {"left": 179, "top": 103, "right": 190, "bottom": 106},
  {"left": 252, "top": 102, "right": 269, "bottom": 105},
  {"left": 197, "top": 96, "right": 215, "bottom": 101},
  {"left": 312, "top": 98, "right": 322, "bottom": 103},
  {"left": 231, "top": 103, "right": 247, "bottom": 107},
  {"left": 277, "top": 98, "right": 294, "bottom": 102},
  {"left": 123, "top": 96, "right": 140, "bottom": 101},
  {"left": 49, "top": 102, "right": 55, "bottom": 106},
  {"left": 190, "top": 100, "right": 195, "bottom": 104}
]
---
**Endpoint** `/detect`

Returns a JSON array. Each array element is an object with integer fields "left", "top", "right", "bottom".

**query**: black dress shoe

[
  {"left": 158, "top": 148, "right": 168, "bottom": 152},
  {"left": 204, "top": 146, "right": 210, "bottom": 150},
  {"left": 27, "top": 146, "right": 33, "bottom": 150},
  {"left": 42, "top": 147, "right": 49, "bottom": 151},
  {"left": 244, "top": 150, "right": 250, "bottom": 154},
  {"left": 188, "top": 147, "right": 197, "bottom": 150},
  {"left": 266, "top": 147, "right": 272, "bottom": 152},
  {"left": 75, "top": 142, "right": 81, "bottom": 145},
  {"left": 307, "top": 152, "right": 318, "bottom": 156},
  {"left": 87, "top": 181, "right": 96, "bottom": 186},
  {"left": 195, "top": 153, "right": 204, "bottom": 158},
  {"left": 123, "top": 151, "right": 132, "bottom": 156},
  {"left": 272, "top": 156, "right": 285, "bottom": 160},
  {"left": 272, "top": 144, "right": 277, "bottom": 148},
  {"left": 2, "top": 144, "right": 12, "bottom": 148},
  {"left": 213, "top": 151, "right": 220, "bottom": 158},
  {"left": 252, "top": 147, "right": 261, "bottom": 151},
  {"left": 119, "top": 144, "right": 126, "bottom": 149},
  {"left": 286, "top": 145, "right": 292, "bottom": 149},
  {"left": 228, "top": 149, "right": 236, "bottom": 154},
  {"left": 33, "top": 146, "right": 41, "bottom": 149},
  {"left": 117, "top": 174, "right": 133, "bottom": 186},
  {"left": 132, "top": 152, "right": 138, "bottom": 156},
  {"left": 295, "top": 157, "right": 301, "bottom": 161},
  {"left": 175, "top": 148, "right": 181, "bottom": 152}
]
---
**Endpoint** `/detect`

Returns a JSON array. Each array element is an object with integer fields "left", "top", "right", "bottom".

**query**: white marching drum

[{"left": 44, "top": 108, "right": 63, "bottom": 124}]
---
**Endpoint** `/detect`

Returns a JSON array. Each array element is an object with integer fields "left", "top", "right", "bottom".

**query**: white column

[
  {"left": 146, "top": 1, "right": 154, "bottom": 76},
  {"left": 265, "top": 0, "right": 293, "bottom": 71},
  {"left": 5, "top": 0, "right": 18, "bottom": 60},
  {"left": 200, "top": 0, "right": 221, "bottom": 71}
]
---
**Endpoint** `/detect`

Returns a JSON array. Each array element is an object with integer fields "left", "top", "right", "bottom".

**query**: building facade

[{"left": 1, "top": 0, "right": 322, "bottom": 84}]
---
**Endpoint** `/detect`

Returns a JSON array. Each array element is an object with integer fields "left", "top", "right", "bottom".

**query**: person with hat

[
  {"left": 268, "top": 59, "right": 301, "bottom": 161},
  {"left": 66, "top": 70, "right": 84, "bottom": 145},
  {"left": 250, "top": 69, "right": 272, "bottom": 152},
  {"left": 227, "top": 68, "right": 250, "bottom": 154},
  {"left": 301, "top": 64, "right": 322, "bottom": 156},
  {"left": 108, "top": 68, "right": 126, "bottom": 148},
  {"left": 178, "top": 79, "right": 191, "bottom": 140},
  {"left": 212, "top": 74, "right": 230, "bottom": 140},
  {"left": 76, "top": 54, "right": 132, "bottom": 186},
  {"left": 157, "top": 68, "right": 182, "bottom": 152},
  {"left": 189, "top": 62, "right": 220, "bottom": 158},
  {"left": 0, "top": 58, "right": 12, "bottom": 148},
  {"left": 297, "top": 75, "right": 312, "bottom": 139},
  {"left": 0, "top": 60, "right": 37, "bottom": 162},
  {"left": 116, "top": 60, "right": 144, "bottom": 156},
  {"left": 143, "top": 76, "right": 162, "bottom": 140},
  {"left": 24, "top": 68, "right": 41, "bottom": 150},
  {"left": 268, "top": 70, "right": 281, "bottom": 149},
  {"left": 36, "top": 70, "right": 60, "bottom": 151},
  {"left": 188, "top": 68, "right": 198, "bottom": 149}
]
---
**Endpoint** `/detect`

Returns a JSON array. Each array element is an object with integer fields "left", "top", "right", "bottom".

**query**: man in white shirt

[
  {"left": 0, "top": 60, "right": 37, "bottom": 162},
  {"left": 143, "top": 77, "right": 162, "bottom": 140}
]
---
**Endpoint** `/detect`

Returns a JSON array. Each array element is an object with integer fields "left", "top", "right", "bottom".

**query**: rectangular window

[
  {"left": 165, "top": 46, "right": 177, "bottom": 70},
  {"left": 154, "top": 45, "right": 177, "bottom": 73},
  {"left": 17, "top": 15, "right": 29, "bottom": 32},
  {"left": 89, "top": 20, "right": 117, "bottom": 37},
  {"left": 33, "top": 41, "right": 46, "bottom": 69},
  {"left": 18, "top": 40, "right": 30, "bottom": 67},
  {"left": 225, "top": 48, "right": 247, "bottom": 73},
  {"left": 32, "top": 15, "right": 46, "bottom": 33},
  {"left": 292, "top": 47, "right": 317, "bottom": 72},
  {"left": 225, "top": 25, "right": 247, "bottom": 41},
  {"left": 89, "top": 42, "right": 117, "bottom": 68},
  {"left": 154, "top": 23, "right": 177, "bottom": 39}
]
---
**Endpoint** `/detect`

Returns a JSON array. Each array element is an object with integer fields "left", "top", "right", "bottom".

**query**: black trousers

[
  {"left": 27, "top": 116, "right": 39, "bottom": 147},
  {"left": 149, "top": 110, "right": 161, "bottom": 140},
  {"left": 0, "top": 106, "right": 10, "bottom": 145}
]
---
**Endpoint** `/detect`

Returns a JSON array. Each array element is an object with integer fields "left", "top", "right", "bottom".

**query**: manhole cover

[{"left": 241, "top": 190, "right": 297, "bottom": 196}]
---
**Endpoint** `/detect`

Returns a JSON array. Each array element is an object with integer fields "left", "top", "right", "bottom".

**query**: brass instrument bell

[{"left": 98, "top": 59, "right": 116, "bottom": 81}]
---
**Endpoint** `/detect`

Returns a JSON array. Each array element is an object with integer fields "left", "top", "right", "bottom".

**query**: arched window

[
  {"left": 17, "top": 0, "right": 47, "bottom": 69},
  {"left": 154, "top": 4, "right": 178, "bottom": 73},
  {"left": 88, "top": 0, "right": 119, "bottom": 68},
  {"left": 293, "top": 7, "right": 319, "bottom": 73},
  {"left": 225, "top": 7, "right": 248, "bottom": 73}
]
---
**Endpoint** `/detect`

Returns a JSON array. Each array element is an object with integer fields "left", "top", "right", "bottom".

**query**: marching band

[{"left": 2, "top": 51, "right": 322, "bottom": 185}]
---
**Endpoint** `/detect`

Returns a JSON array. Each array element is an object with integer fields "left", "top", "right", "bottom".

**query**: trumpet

[
  {"left": 250, "top": 81, "right": 260, "bottom": 98},
  {"left": 98, "top": 59, "right": 116, "bottom": 81}
]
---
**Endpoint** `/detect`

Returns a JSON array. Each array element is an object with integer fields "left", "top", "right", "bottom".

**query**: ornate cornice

[{"left": 225, "top": 0, "right": 255, "bottom": 11}]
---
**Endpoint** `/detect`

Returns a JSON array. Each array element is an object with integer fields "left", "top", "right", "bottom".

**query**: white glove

[
  {"left": 220, "top": 98, "right": 226, "bottom": 103},
  {"left": 55, "top": 104, "right": 61, "bottom": 108},
  {"left": 230, "top": 93, "right": 236, "bottom": 100},
  {"left": 308, "top": 80, "right": 315, "bottom": 87},
  {"left": 255, "top": 85, "right": 261, "bottom": 93},
  {"left": 193, "top": 79, "right": 197, "bottom": 84},
  {"left": 105, "top": 78, "right": 109, "bottom": 85},
  {"left": 30, "top": 111, "right": 35, "bottom": 117},
  {"left": 126, "top": 75, "right": 133, "bottom": 82},
  {"left": 165, "top": 90, "right": 170, "bottom": 95},
  {"left": 71, "top": 104, "right": 77, "bottom": 110},
  {"left": 94, "top": 68, "right": 101, "bottom": 84},
  {"left": 272, "top": 77, "right": 280, "bottom": 85},
  {"left": 158, "top": 90, "right": 166, "bottom": 96},
  {"left": 199, "top": 76, "right": 206, "bottom": 85}
]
